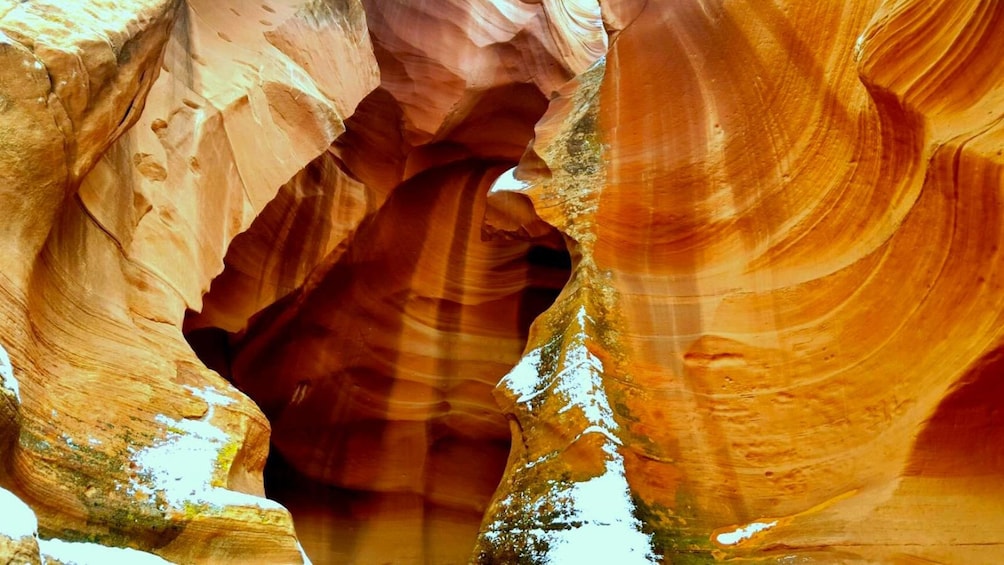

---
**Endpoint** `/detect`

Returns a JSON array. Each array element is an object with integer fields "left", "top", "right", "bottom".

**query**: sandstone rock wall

[
  {"left": 0, "top": 1, "right": 1001, "bottom": 564},
  {"left": 0, "top": 1, "right": 376, "bottom": 562},
  {"left": 478, "top": 1, "right": 1004, "bottom": 563}
]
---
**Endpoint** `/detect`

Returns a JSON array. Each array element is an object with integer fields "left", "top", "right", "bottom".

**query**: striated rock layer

[
  {"left": 0, "top": 0, "right": 376, "bottom": 563},
  {"left": 475, "top": 0, "right": 1004, "bottom": 563},
  {"left": 193, "top": 1, "right": 600, "bottom": 562},
  {"left": 0, "top": 0, "right": 1002, "bottom": 564}
]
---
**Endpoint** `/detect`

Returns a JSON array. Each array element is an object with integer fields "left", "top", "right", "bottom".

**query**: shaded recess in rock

[
  {"left": 184, "top": 70, "right": 571, "bottom": 565},
  {"left": 177, "top": 1, "right": 610, "bottom": 561},
  {"left": 907, "top": 346, "right": 1004, "bottom": 478},
  {"left": 185, "top": 155, "right": 571, "bottom": 562}
]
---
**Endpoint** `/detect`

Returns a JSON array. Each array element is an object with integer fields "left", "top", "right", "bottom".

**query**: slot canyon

[{"left": 0, "top": 1, "right": 1002, "bottom": 564}]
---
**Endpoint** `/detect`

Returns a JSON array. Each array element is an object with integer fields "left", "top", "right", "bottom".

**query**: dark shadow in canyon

[
  {"left": 179, "top": 15, "right": 581, "bottom": 551},
  {"left": 185, "top": 107, "right": 569, "bottom": 564}
]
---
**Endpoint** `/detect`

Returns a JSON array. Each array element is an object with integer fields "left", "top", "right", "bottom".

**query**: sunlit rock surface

[
  {"left": 477, "top": 0, "right": 1004, "bottom": 563},
  {"left": 204, "top": 1, "right": 594, "bottom": 561},
  {"left": 0, "top": 0, "right": 374, "bottom": 562},
  {"left": 0, "top": 0, "right": 1002, "bottom": 564}
]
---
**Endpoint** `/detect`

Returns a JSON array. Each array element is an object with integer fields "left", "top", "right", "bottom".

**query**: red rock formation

[
  {"left": 1, "top": 0, "right": 1003, "bottom": 564},
  {"left": 201, "top": 1, "right": 599, "bottom": 561},
  {"left": 227, "top": 161, "right": 569, "bottom": 563},
  {"left": 0, "top": 1, "right": 375, "bottom": 563},
  {"left": 476, "top": 0, "right": 1004, "bottom": 563}
]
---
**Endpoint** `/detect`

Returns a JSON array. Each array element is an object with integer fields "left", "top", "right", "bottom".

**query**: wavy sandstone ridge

[
  {"left": 0, "top": 0, "right": 375, "bottom": 562},
  {"left": 477, "top": 0, "right": 1004, "bottom": 563},
  {"left": 206, "top": 1, "right": 600, "bottom": 562},
  {"left": 0, "top": 1, "right": 1001, "bottom": 564}
]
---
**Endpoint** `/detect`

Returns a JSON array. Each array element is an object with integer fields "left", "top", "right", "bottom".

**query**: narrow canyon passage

[
  {"left": 185, "top": 154, "right": 571, "bottom": 563},
  {"left": 181, "top": 3, "right": 601, "bottom": 561},
  {"left": 6, "top": 1, "right": 1004, "bottom": 564}
]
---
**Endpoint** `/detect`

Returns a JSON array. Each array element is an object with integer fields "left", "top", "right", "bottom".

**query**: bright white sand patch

[
  {"left": 482, "top": 441, "right": 657, "bottom": 564},
  {"left": 544, "top": 442, "right": 658, "bottom": 564},
  {"left": 500, "top": 346, "right": 543, "bottom": 403},
  {"left": 553, "top": 307, "right": 616, "bottom": 429},
  {"left": 489, "top": 306, "right": 657, "bottom": 563},
  {"left": 127, "top": 386, "right": 283, "bottom": 512},
  {"left": 715, "top": 521, "right": 777, "bottom": 545}
]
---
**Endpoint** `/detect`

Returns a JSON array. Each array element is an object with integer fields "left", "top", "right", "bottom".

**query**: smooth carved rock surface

[
  {"left": 0, "top": 0, "right": 374, "bottom": 563},
  {"left": 206, "top": 1, "right": 596, "bottom": 561},
  {"left": 0, "top": 0, "right": 1002, "bottom": 564},
  {"left": 228, "top": 161, "right": 568, "bottom": 564},
  {"left": 477, "top": 0, "right": 1004, "bottom": 563}
]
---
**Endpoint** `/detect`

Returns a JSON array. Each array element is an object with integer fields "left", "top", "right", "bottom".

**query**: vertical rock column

[
  {"left": 480, "top": 0, "right": 1004, "bottom": 562},
  {"left": 475, "top": 59, "right": 657, "bottom": 563}
]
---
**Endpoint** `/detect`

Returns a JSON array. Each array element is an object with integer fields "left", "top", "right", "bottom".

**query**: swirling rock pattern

[
  {"left": 0, "top": 0, "right": 374, "bottom": 563},
  {"left": 0, "top": 0, "right": 1002, "bottom": 564},
  {"left": 215, "top": 1, "right": 595, "bottom": 561},
  {"left": 476, "top": 0, "right": 1004, "bottom": 563}
]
